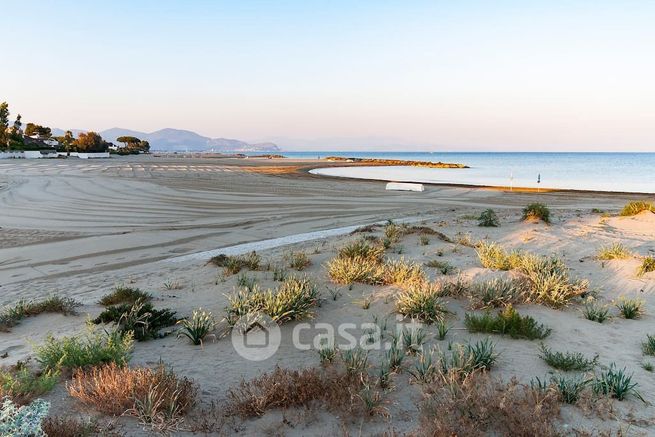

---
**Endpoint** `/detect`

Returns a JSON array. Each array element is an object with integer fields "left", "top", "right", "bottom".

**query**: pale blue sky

[{"left": 2, "top": 1, "right": 654, "bottom": 151}]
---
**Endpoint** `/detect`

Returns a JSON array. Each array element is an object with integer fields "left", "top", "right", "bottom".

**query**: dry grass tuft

[
  {"left": 620, "top": 200, "right": 655, "bottom": 216},
  {"left": 637, "top": 256, "right": 655, "bottom": 277},
  {"left": 0, "top": 295, "right": 81, "bottom": 332},
  {"left": 285, "top": 250, "right": 312, "bottom": 271},
  {"left": 41, "top": 416, "right": 123, "bottom": 437},
  {"left": 417, "top": 371, "right": 562, "bottom": 436},
  {"left": 226, "top": 366, "right": 362, "bottom": 418},
  {"left": 595, "top": 243, "right": 633, "bottom": 261},
  {"left": 68, "top": 363, "right": 196, "bottom": 430}
]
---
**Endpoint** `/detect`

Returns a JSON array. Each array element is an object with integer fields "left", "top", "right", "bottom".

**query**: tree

[
  {"left": 55, "top": 130, "right": 75, "bottom": 152},
  {"left": 0, "top": 102, "right": 9, "bottom": 149},
  {"left": 8, "top": 114, "right": 24, "bottom": 150},
  {"left": 116, "top": 135, "right": 150, "bottom": 154},
  {"left": 73, "top": 131, "right": 109, "bottom": 153},
  {"left": 25, "top": 123, "right": 52, "bottom": 139}
]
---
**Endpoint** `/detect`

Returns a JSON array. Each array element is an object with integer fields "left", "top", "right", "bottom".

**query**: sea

[{"left": 269, "top": 152, "right": 655, "bottom": 194}]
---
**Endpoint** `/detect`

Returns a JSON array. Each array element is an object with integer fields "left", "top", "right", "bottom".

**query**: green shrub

[
  {"left": 424, "top": 260, "right": 455, "bottom": 275},
  {"left": 464, "top": 305, "right": 551, "bottom": 340},
  {"left": 637, "top": 256, "right": 655, "bottom": 277},
  {"left": 592, "top": 364, "right": 644, "bottom": 401},
  {"left": 177, "top": 309, "right": 215, "bottom": 345},
  {"left": 0, "top": 295, "right": 80, "bottom": 332},
  {"left": 210, "top": 251, "right": 261, "bottom": 275},
  {"left": 99, "top": 286, "right": 151, "bottom": 306},
  {"left": 396, "top": 282, "right": 449, "bottom": 324},
  {"left": 468, "top": 278, "right": 523, "bottom": 309},
  {"left": 440, "top": 339, "right": 498, "bottom": 376},
  {"left": 0, "top": 366, "right": 59, "bottom": 404},
  {"left": 616, "top": 298, "right": 644, "bottom": 319},
  {"left": 548, "top": 375, "right": 590, "bottom": 404},
  {"left": 582, "top": 300, "right": 610, "bottom": 323},
  {"left": 643, "top": 334, "right": 655, "bottom": 356},
  {"left": 620, "top": 200, "right": 655, "bottom": 216},
  {"left": 595, "top": 243, "right": 632, "bottom": 260},
  {"left": 226, "top": 276, "right": 319, "bottom": 325},
  {"left": 286, "top": 250, "right": 311, "bottom": 271},
  {"left": 93, "top": 300, "right": 177, "bottom": 341},
  {"left": 436, "top": 320, "right": 450, "bottom": 340},
  {"left": 35, "top": 329, "right": 134, "bottom": 370},
  {"left": 522, "top": 203, "right": 551, "bottom": 223},
  {"left": 539, "top": 344, "right": 598, "bottom": 371},
  {"left": 478, "top": 209, "right": 500, "bottom": 227}
]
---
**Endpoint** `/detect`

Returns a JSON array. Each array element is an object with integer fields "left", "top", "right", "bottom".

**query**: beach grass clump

[
  {"left": 338, "top": 239, "right": 385, "bottom": 263},
  {"left": 225, "top": 276, "right": 319, "bottom": 325},
  {"left": 522, "top": 203, "right": 551, "bottom": 223},
  {"left": 439, "top": 339, "right": 498, "bottom": 378},
  {"left": 592, "top": 364, "right": 644, "bottom": 402},
  {"left": 285, "top": 250, "right": 311, "bottom": 271},
  {"left": 477, "top": 243, "right": 588, "bottom": 307},
  {"left": 209, "top": 251, "right": 261, "bottom": 275},
  {"left": 0, "top": 365, "right": 59, "bottom": 405},
  {"left": 396, "top": 282, "right": 449, "bottom": 324},
  {"left": 582, "top": 299, "right": 610, "bottom": 323},
  {"left": 539, "top": 344, "right": 598, "bottom": 371},
  {"left": 637, "top": 256, "right": 655, "bottom": 277},
  {"left": 341, "top": 347, "right": 369, "bottom": 376},
  {"left": 464, "top": 305, "right": 551, "bottom": 340},
  {"left": 478, "top": 209, "right": 500, "bottom": 227},
  {"left": 424, "top": 260, "right": 455, "bottom": 275},
  {"left": 595, "top": 242, "right": 633, "bottom": 260},
  {"left": 327, "top": 256, "right": 385, "bottom": 285},
  {"left": 177, "top": 309, "right": 215, "bottom": 345},
  {"left": 553, "top": 375, "right": 591, "bottom": 404},
  {"left": 419, "top": 371, "right": 560, "bottom": 437},
  {"left": 93, "top": 300, "right": 177, "bottom": 341},
  {"left": 616, "top": 298, "right": 644, "bottom": 319},
  {"left": 382, "top": 258, "right": 427, "bottom": 287},
  {"left": 68, "top": 362, "right": 196, "bottom": 429},
  {"left": 620, "top": 200, "right": 655, "bottom": 216},
  {"left": 0, "top": 295, "right": 80, "bottom": 332},
  {"left": 475, "top": 241, "right": 521, "bottom": 271},
  {"left": 642, "top": 334, "right": 655, "bottom": 356},
  {"left": 400, "top": 327, "right": 427, "bottom": 356},
  {"left": 518, "top": 254, "right": 589, "bottom": 307},
  {"left": 99, "top": 286, "right": 151, "bottom": 306},
  {"left": 467, "top": 278, "right": 523, "bottom": 309},
  {"left": 35, "top": 329, "right": 134, "bottom": 370}
]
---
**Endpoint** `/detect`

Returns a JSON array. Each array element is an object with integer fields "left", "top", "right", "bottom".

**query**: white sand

[{"left": 0, "top": 156, "right": 653, "bottom": 435}]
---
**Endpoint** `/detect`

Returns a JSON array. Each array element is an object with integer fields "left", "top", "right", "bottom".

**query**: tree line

[{"left": 0, "top": 101, "right": 149, "bottom": 154}]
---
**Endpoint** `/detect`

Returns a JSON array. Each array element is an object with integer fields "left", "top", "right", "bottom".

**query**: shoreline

[{"left": 303, "top": 165, "right": 655, "bottom": 196}]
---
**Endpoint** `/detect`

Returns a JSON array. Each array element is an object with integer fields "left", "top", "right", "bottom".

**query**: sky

[{"left": 1, "top": 0, "right": 654, "bottom": 151}]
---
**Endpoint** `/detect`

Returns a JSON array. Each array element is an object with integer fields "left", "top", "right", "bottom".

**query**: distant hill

[{"left": 51, "top": 127, "right": 280, "bottom": 152}]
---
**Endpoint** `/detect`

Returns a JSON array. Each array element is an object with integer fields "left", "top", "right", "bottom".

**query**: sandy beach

[{"left": 1, "top": 155, "right": 654, "bottom": 435}]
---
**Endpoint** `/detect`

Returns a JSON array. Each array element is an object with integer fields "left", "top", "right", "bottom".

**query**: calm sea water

[{"left": 270, "top": 152, "right": 655, "bottom": 194}]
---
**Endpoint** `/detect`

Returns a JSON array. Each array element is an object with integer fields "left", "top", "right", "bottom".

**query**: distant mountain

[{"left": 51, "top": 127, "right": 280, "bottom": 152}]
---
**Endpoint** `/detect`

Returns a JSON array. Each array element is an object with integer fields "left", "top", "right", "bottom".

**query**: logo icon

[{"left": 231, "top": 312, "right": 281, "bottom": 361}]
